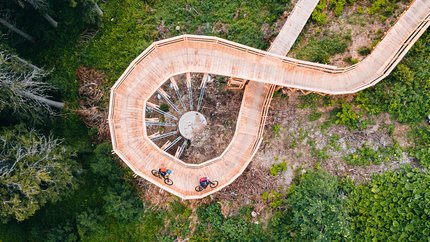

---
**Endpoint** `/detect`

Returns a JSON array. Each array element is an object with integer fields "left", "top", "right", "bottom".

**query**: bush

[
  {"left": 159, "top": 103, "right": 169, "bottom": 112},
  {"left": 409, "top": 126, "right": 430, "bottom": 168},
  {"left": 344, "top": 143, "right": 403, "bottom": 166},
  {"left": 270, "top": 161, "right": 287, "bottom": 176},
  {"left": 296, "top": 34, "right": 350, "bottom": 63},
  {"left": 309, "top": 110, "right": 322, "bottom": 121},
  {"left": 335, "top": 103, "right": 359, "bottom": 128},
  {"left": 272, "top": 123, "right": 281, "bottom": 137},
  {"left": 349, "top": 168, "right": 430, "bottom": 241},
  {"left": 270, "top": 169, "right": 352, "bottom": 241},
  {"left": 90, "top": 142, "right": 115, "bottom": 178},
  {"left": 298, "top": 93, "right": 321, "bottom": 109},
  {"left": 357, "top": 46, "right": 371, "bottom": 56},
  {"left": 196, "top": 203, "right": 268, "bottom": 240},
  {"left": 311, "top": 0, "right": 328, "bottom": 25}
]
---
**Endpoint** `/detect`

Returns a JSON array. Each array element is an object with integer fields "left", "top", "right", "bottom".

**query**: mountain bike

[
  {"left": 151, "top": 169, "right": 174, "bottom": 185},
  {"left": 195, "top": 180, "right": 218, "bottom": 192}
]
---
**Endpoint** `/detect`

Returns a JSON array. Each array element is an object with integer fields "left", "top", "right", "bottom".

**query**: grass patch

[
  {"left": 295, "top": 33, "right": 350, "bottom": 64},
  {"left": 344, "top": 143, "right": 403, "bottom": 166}
]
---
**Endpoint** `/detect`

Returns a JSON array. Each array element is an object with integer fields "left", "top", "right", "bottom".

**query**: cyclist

[
  {"left": 199, "top": 177, "right": 209, "bottom": 189},
  {"left": 159, "top": 167, "right": 172, "bottom": 178}
]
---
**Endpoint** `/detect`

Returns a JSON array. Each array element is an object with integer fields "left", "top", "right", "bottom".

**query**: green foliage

[
  {"left": 311, "top": 0, "right": 328, "bottom": 25},
  {"left": 344, "top": 143, "right": 403, "bottom": 166},
  {"left": 409, "top": 126, "right": 430, "bottom": 168},
  {"left": 309, "top": 110, "right": 322, "bottom": 121},
  {"left": 102, "top": 182, "right": 143, "bottom": 222},
  {"left": 344, "top": 56, "right": 358, "bottom": 65},
  {"left": 311, "top": 0, "right": 356, "bottom": 23},
  {"left": 335, "top": 103, "right": 359, "bottom": 128},
  {"left": 355, "top": 33, "right": 430, "bottom": 123},
  {"left": 195, "top": 203, "right": 268, "bottom": 240},
  {"left": 296, "top": 33, "right": 350, "bottom": 63},
  {"left": 348, "top": 168, "right": 430, "bottom": 241},
  {"left": 357, "top": 46, "right": 371, "bottom": 56},
  {"left": 270, "top": 169, "right": 352, "bottom": 241},
  {"left": 45, "top": 221, "right": 79, "bottom": 242},
  {"left": 328, "top": 134, "right": 341, "bottom": 151},
  {"left": 270, "top": 161, "right": 287, "bottom": 176},
  {"left": 90, "top": 142, "right": 115, "bottom": 178},
  {"left": 84, "top": 0, "right": 288, "bottom": 81},
  {"left": 262, "top": 190, "right": 284, "bottom": 208},
  {"left": 309, "top": 140, "right": 331, "bottom": 161},
  {"left": 0, "top": 125, "right": 80, "bottom": 223},
  {"left": 272, "top": 123, "right": 281, "bottom": 137},
  {"left": 76, "top": 209, "right": 102, "bottom": 238},
  {"left": 68, "top": 0, "right": 103, "bottom": 26},
  {"left": 159, "top": 103, "right": 169, "bottom": 112},
  {"left": 368, "top": 0, "right": 399, "bottom": 18},
  {"left": 298, "top": 93, "right": 321, "bottom": 109}
]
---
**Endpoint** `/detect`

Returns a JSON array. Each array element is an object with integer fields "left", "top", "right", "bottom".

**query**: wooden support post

[
  {"left": 186, "top": 73, "right": 193, "bottom": 110},
  {"left": 170, "top": 77, "right": 187, "bottom": 111},
  {"left": 197, "top": 73, "right": 209, "bottom": 111},
  {"left": 158, "top": 88, "right": 180, "bottom": 113},
  {"left": 147, "top": 102, "right": 178, "bottom": 120}
]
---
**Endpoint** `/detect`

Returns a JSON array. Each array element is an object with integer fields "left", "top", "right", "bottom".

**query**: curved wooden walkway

[{"left": 109, "top": 0, "right": 430, "bottom": 199}]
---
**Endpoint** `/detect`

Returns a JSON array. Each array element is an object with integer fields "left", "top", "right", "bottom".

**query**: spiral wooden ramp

[{"left": 108, "top": 0, "right": 430, "bottom": 199}]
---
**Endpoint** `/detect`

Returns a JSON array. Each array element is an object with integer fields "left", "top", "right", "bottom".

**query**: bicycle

[
  {"left": 151, "top": 169, "right": 174, "bottom": 185},
  {"left": 195, "top": 179, "right": 218, "bottom": 192}
]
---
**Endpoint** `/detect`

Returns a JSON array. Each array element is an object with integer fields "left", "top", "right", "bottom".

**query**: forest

[{"left": 0, "top": 0, "right": 429, "bottom": 241}]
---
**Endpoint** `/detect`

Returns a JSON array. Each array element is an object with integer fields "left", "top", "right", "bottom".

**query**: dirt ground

[
  {"left": 257, "top": 91, "right": 415, "bottom": 185},
  {"left": 288, "top": 1, "right": 408, "bottom": 66},
  {"left": 145, "top": 73, "right": 243, "bottom": 164}
]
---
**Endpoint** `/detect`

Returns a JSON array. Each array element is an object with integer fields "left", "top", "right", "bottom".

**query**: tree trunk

[
  {"left": 22, "top": 91, "right": 65, "bottom": 109},
  {"left": 42, "top": 13, "right": 58, "bottom": 28},
  {"left": 0, "top": 18, "right": 35, "bottom": 43},
  {"left": 14, "top": 55, "right": 42, "bottom": 72},
  {"left": 94, "top": 2, "right": 103, "bottom": 16}
]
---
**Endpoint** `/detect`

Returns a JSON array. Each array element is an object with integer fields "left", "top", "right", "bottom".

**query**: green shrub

[
  {"left": 311, "top": 0, "right": 328, "bottom": 25},
  {"left": 159, "top": 103, "right": 170, "bottom": 112},
  {"left": 344, "top": 143, "right": 403, "bottom": 166},
  {"left": 270, "top": 161, "right": 288, "bottom": 176},
  {"left": 296, "top": 34, "right": 350, "bottom": 64},
  {"left": 335, "top": 103, "right": 359, "bottom": 128},
  {"left": 270, "top": 169, "right": 352, "bottom": 241},
  {"left": 309, "top": 140, "right": 331, "bottom": 161},
  {"left": 298, "top": 93, "right": 321, "bottom": 109},
  {"left": 349, "top": 168, "right": 430, "bottom": 241},
  {"left": 368, "top": 0, "right": 398, "bottom": 17},
  {"left": 196, "top": 202, "right": 268, "bottom": 240},
  {"left": 357, "top": 46, "right": 371, "bottom": 56},
  {"left": 344, "top": 56, "right": 359, "bottom": 65},
  {"left": 331, "top": 0, "right": 347, "bottom": 16},
  {"left": 262, "top": 190, "right": 284, "bottom": 208},
  {"left": 272, "top": 123, "right": 281, "bottom": 137},
  {"left": 309, "top": 110, "right": 322, "bottom": 121},
  {"left": 409, "top": 126, "right": 430, "bottom": 168}
]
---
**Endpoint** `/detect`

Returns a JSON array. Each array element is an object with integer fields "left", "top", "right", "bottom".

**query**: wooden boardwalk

[{"left": 108, "top": 0, "right": 430, "bottom": 199}]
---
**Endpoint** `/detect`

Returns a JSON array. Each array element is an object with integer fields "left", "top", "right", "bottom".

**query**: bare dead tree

[
  {"left": 0, "top": 52, "right": 64, "bottom": 119},
  {"left": 14, "top": 0, "right": 58, "bottom": 28},
  {"left": 0, "top": 15, "right": 35, "bottom": 43}
]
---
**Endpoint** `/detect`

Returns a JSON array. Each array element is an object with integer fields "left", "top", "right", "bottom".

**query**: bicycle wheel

[
  {"left": 151, "top": 169, "right": 160, "bottom": 178},
  {"left": 210, "top": 180, "right": 219, "bottom": 188},
  {"left": 164, "top": 178, "right": 174, "bottom": 185},
  {"left": 195, "top": 185, "right": 204, "bottom": 192}
]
